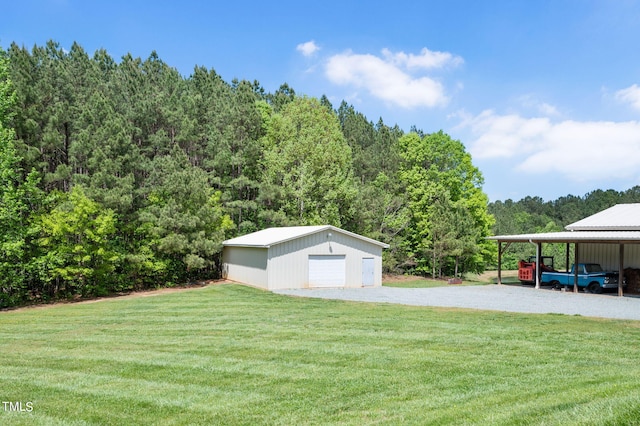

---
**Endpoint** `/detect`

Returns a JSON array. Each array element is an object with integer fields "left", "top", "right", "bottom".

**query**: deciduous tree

[
  {"left": 259, "top": 97, "right": 357, "bottom": 227},
  {"left": 0, "top": 47, "right": 44, "bottom": 306},
  {"left": 38, "top": 187, "right": 119, "bottom": 297},
  {"left": 398, "top": 131, "right": 493, "bottom": 277}
]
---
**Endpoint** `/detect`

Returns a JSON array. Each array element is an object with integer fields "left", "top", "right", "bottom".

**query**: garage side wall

[
  {"left": 580, "top": 243, "right": 640, "bottom": 270},
  {"left": 267, "top": 230, "right": 383, "bottom": 290},
  {"left": 222, "top": 246, "right": 269, "bottom": 289}
]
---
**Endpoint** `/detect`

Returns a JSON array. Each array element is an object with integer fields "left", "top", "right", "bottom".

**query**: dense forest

[
  {"left": 1, "top": 41, "right": 638, "bottom": 307},
  {"left": 0, "top": 41, "right": 496, "bottom": 307}
]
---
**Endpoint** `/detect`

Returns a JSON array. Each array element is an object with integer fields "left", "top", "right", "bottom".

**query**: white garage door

[{"left": 308, "top": 255, "right": 346, "bottom": 288}]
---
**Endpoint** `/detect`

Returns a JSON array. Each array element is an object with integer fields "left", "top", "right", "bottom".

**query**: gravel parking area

[{"left": 274, "top": 285, "right": 640, "bottom": 321}]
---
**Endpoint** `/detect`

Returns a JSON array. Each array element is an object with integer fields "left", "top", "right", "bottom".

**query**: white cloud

[
  {"left": 325, "top": 47, "right": 461, "bottom": 109},
  {"left": 615, "top": 84, "right": 640, "bottom": 112},
  {"left": 465, "top": 110, "right": 551, "bottom": 158},
  {"left": 381, "top": 47, "right": 463, "bottom": 70},
  {"left": 517, "top": 95, "right": 560, "bottom": 117},
  {"left": 537, "top": 102, "right": 559, "bottom": 116},
  {"left": 465, "top": 110, "right": 640, "bottom": 183},
  {"left": 296, "top": 40, "right": 320, "bottom": 57}
]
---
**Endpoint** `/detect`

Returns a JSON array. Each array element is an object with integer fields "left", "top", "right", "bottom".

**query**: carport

[{"left": 489, "top": 204, "right": 640, "bottom": 296}]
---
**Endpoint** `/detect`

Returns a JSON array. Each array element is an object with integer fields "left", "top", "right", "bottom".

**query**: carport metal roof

[
  {"left": 566, "top": 203, "right": 640, "bottom": 231},
  {"left": 488, "top": 231, "right": 640, "bottom": 244}
]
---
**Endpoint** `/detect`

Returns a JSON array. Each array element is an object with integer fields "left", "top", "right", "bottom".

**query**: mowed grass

[
  {"left": 383, "top": 278, "right": 485, "bottom": 288},
  {"left": 2, "top": 284, "right": 640, "bottom": 425},
  {"left": 382, "top": 272, "right": 499, "bottom": 288}
]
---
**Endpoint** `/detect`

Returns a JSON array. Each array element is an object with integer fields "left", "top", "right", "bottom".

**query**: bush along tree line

[{"left": 0, "top": 41, "right": 496, "bottom": 307}]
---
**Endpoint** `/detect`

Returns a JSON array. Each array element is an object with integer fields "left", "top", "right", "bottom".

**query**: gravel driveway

[{"left": 274, "top": 285, "right": 640, "bottom": 321}]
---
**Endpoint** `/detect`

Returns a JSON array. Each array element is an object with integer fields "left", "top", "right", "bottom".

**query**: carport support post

[
  {"left": 573, "top": 243, "right": 579, "bottom": 293},
  {"left": 619, "top": 244, "right": 624, "bottom": 297},
  {"left": 535, "top": 242, "right": 541, "bottom": 289},
  {"left": 497, "top": 242, "right": 502, "bottom": 285}
]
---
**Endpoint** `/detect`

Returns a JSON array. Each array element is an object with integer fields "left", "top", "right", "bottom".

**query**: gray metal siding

[
  {"left": 267, "top": 229, "right": 383, "bottom": 290},
  {"left": 580, "top": 243, "right": 640, "bottom": 270},
  {"left": 222, "top": 246, "right": 269, "bottom": 289}
]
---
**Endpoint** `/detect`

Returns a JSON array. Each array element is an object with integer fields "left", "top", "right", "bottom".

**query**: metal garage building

[
  {"left": 222, "top": 225, "right": 389, "bottom": 290},
  {"left": 490, "top": 203, "right": 640, "bottom": 296}
]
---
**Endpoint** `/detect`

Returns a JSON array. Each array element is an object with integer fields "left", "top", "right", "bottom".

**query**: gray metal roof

[
  {"left": 223, "top": 225, "right": 390, "bottom": 248},
  {"left": 488, "top": 230, "right": 640, "bottom": 244},
  {"left": 566, "top": 203, "right": 640, "bottom": 231}
]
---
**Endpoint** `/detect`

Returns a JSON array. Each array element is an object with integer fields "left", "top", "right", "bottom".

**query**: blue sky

[{"left": 4, "top": 0, "right": 640, "bottom": 202}]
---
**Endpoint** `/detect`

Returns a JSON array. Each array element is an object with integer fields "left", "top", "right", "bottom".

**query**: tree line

[{"left": 0, "top": 40, "right": 494, "bottom": 307}]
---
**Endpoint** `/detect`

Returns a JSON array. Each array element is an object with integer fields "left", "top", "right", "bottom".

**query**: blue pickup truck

[{"left": 541, "top": 263, "right": 623, "bottom": 294}]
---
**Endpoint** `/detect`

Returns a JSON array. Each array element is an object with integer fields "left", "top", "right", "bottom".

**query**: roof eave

[
  {"left": 222, "top": 243, "right": 271, "bottom": 248},
  {"left": 566, "top": 227, "right": 640, "bottom": 232},
  {"left": 488, "top": 231, "right": 640, "bottom": 244},
  {"left": 222, "top": 225, "right": 390, "bottom": 249},
  {"left": 266, "top": 225, "right": 390, "bottom": 248}
]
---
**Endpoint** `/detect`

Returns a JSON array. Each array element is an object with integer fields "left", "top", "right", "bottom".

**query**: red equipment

[{"left": 518, "top": 256, "right": 555, "bottom": 285}]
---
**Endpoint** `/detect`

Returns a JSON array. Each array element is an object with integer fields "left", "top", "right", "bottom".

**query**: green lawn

[
  {"left": 2, "top": 284, "right": 640, "bottom": 425},
  {"left": 383, "top": 277, "right": 485, "bottom": 288},
  {"left": 383, "top": 277, "right": 452, "bottom": 288}
]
